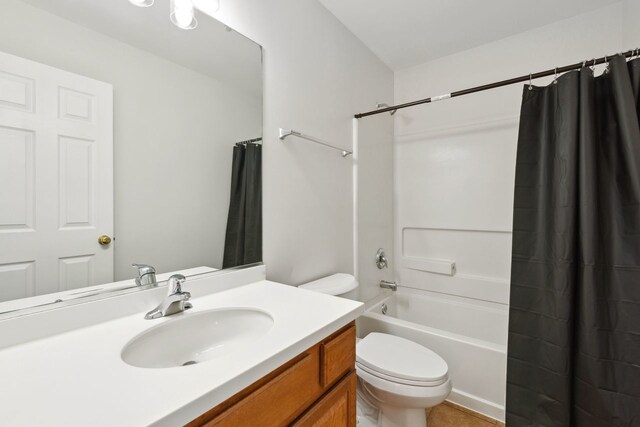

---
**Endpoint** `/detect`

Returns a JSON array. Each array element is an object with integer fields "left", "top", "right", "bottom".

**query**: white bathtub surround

[
  {"left": 357, "top": 287, "right": 508, "bottom": 421},
  {"left": 353, "top": 115, "right": 395, "bottom": 302},
  {"left": 389, "top": 3, "right": 632, "bottom": 422},
  {"left": 0, "top": 271, "right": 363, "bottom": 426}
]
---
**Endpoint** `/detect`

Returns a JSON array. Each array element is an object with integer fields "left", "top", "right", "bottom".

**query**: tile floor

[{"left": 426, "top": 401, "right": 505, "bottom": 427}]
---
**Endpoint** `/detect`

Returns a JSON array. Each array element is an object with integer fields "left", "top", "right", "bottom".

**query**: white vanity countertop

[{"left": 0, "top": 280, "right": 363, "bottom": 427}]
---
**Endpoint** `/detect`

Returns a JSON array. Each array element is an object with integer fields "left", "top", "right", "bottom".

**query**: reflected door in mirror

[
  {"left": 0, "top": 51, "right": 114, "bottom": 302},
  {"left": 0, "top": 0, "right": 262, "bottom": 314}
]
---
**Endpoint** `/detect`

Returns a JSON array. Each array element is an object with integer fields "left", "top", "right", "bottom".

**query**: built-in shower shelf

[{"left": 403, "top": 256, "right": 456, "bottom": 276}]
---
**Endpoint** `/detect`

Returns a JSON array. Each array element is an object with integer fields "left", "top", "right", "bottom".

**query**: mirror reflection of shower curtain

[{"left": 222, "top": 143, "right": 262, "bottom": 268}]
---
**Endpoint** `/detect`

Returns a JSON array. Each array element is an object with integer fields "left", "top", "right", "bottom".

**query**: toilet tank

[{"left": 298, "top": 273, "right": 359, "bottom": 296}]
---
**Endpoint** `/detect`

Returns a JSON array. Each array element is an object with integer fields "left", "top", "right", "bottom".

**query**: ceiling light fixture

[
  {"left": 127, "top": 0, "right": 218, "bottom": 31},
  {"left": 170, "top": 0, "right": 198, "bottom": 30},
  {"left": 128, "top": 0, "right": 154, "bottom": 7}
]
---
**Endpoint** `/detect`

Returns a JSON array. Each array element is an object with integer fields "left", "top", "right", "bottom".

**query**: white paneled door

[{"left": 0, "top": 51, "right": 113, "bottom": 302}]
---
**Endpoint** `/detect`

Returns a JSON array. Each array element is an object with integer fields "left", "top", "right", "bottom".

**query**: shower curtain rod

[
  {"left": 354, "top": 48, "right": 639, "bottom": 119},
  {"left": 236, "top": 137, "right": 262, "bottom": 145}
]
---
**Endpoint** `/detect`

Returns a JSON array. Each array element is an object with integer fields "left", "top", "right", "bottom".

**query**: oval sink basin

[{"left": 121, "top": 308, "right": 274, "bottom": 369}]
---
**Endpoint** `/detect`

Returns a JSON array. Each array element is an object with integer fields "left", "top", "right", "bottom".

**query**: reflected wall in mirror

[{"left": 0, "top": 0, "right": 262, "bottom": 313}]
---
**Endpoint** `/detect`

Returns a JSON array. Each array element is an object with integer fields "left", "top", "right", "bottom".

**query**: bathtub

[{"left": 356, "top": 287, "right": 508, "bottom": 422}]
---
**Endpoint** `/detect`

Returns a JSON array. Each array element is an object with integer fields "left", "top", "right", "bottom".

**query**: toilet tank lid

[{"left": 298, "top": 273, "right": 358, "bottom": 296}]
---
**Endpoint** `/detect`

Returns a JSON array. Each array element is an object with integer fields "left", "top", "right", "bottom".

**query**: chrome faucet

[
  {"left": 132, "top": 263, "right": 157, "bottom": 286},
  {"left": 380, "top": 280, "right": 397, "bottom": 291},
  {"left": 145, "top": 274, "right": 192, "bottom": 320}
]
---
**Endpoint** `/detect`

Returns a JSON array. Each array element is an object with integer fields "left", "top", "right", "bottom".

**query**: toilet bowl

[
  {"left": 356, "top": 332, "right": 451, "bottom": 426},
  {"left": 299, "top": 274, "right": 452, "bottom": 426}
]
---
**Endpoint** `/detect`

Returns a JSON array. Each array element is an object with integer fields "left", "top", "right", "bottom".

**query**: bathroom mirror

[{"left": 0, "top": 0, "right": 262, "bottom": 314}]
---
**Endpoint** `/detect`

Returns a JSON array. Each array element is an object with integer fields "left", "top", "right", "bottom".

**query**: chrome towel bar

[{"left": 279, "top": 128, "right": 352, "bottom": 157}]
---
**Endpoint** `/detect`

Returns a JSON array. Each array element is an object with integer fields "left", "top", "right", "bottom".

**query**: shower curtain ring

[
  {"left": 590, "top": 58, "right": 597, "bottom": 72},
  {"left": 604, "top": 55, "right": 609, "bottom": 73},
  {"left": 528, "top": 73, "right": 533, "bottom": 91},
  {"left": 553, "top": 67, "right": 558, "bottom": 84}
]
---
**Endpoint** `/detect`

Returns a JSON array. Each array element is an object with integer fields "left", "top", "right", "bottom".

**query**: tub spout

[{"left": 380, "top": 280, "right": 397, "bottom": 291}]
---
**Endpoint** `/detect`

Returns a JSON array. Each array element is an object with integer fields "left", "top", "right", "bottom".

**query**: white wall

[
  {"left": 393, "top": 3, "right": 626, "bottom": 415},
  {"left": 624, "top": 0, "right": 640, "bottom": 45},
  {"left": 354, "top": 116, "right": 394, "bottom": 301},
  {"left": 0, "top": 0, "right": 261, "bottom": 281},
  {"left": 197, "top": 0, "right": 394, "bottom": 285}
]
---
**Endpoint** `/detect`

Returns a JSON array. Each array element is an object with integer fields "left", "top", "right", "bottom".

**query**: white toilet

[{"left": 299, "top": 274, "right": 452, "bottom": 427}]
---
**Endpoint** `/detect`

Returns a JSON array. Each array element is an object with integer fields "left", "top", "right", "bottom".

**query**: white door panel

[
  {"left": 0, "top": 126, "right": 35, "bottom": 232},
  {"left": 0, "top": 261, "right": 35, "bottom": 301},
  {"left": 0, "top": 50, "right": 113, "bottom": 301},
  {"left": 58, "top": 255, "right": 95, "bottom": 291},
  {"left": 0, "top": 70, "right": 35, "bottom": 113}
]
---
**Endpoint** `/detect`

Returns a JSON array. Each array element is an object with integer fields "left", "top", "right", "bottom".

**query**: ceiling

[
  {"left": 17, "top": 0, "right": 262, "bottom": 97},
  {"left": 318, "top": 0, "right": 621, "bottom": 70}
]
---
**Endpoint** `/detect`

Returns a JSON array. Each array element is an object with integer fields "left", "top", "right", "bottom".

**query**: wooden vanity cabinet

[
  {"left": 291, "top": 372, "right": 356, "bottom": 427},
  {"left": 187, "top": 322, "right": 357, "bottom": 427}
]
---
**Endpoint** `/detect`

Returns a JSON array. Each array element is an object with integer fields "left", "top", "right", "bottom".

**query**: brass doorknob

[{"left": 98, "top": 235, "right": 112, "bottom": 246}]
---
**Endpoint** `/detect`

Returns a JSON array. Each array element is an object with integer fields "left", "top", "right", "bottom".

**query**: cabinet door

[
  {"left": 292, "top": 372, "right": 356, "bottom": 427},
  {"left": 201, "top": 350, "right": 322, "bottom": 427}
]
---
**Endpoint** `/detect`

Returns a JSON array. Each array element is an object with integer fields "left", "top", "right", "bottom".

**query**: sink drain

[{"left": 182, "top": 360, "right": 198, "bottom": 366}]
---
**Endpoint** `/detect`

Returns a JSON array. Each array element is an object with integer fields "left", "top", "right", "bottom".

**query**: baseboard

[{"left": 447, "top": 388, "right": 505, "bottom": 423}]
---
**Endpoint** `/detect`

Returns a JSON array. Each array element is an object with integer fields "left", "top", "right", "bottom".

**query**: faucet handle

[
  {"left": 144, "top": 274, "right": 191, "bottom": 320},
  {"left": 167, "top": 274, "right": 187, "bottom": 295},
  {"left": 375, "top": 249, "right": 389, "bottom": 269}
]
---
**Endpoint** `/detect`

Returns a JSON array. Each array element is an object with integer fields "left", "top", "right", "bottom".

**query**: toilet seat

[
  {"left": 356, "top": 333, "right": 449, "bottom": 387},
  {"left": 356, "top": 363, "right": 451, "bottom": 403}
]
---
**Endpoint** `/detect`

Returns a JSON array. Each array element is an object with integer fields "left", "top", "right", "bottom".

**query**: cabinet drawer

[
  {"left": 202, "top": 349, "right": 321, "bottom": 427},
  {"left": 320, "top": 325, "right": 356, "bottom": 387}
]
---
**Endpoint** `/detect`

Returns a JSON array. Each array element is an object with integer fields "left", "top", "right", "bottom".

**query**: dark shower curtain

[
  {"left": 506, "top": 55, "right": 640, "bottom": 426},
  {"left": 222, "top": 143, "right": 262, "bottom": 269}
]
